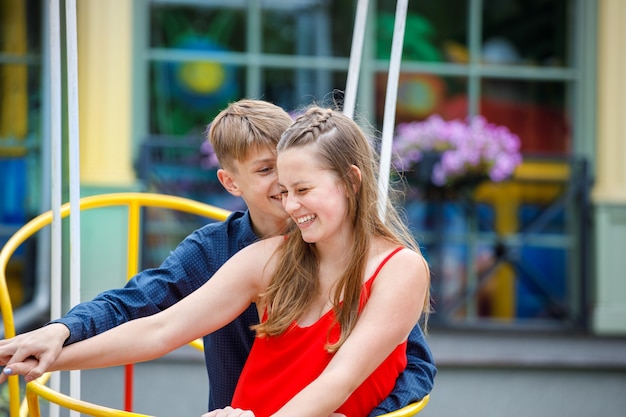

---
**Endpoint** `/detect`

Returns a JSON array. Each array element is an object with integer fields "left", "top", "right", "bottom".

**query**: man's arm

[
  {"left": 60, "top": 224, "right": 224, "bottom": 344},
  {"left": 367, "top": 324, "right": 437, "bottom": 416},
  {"left": 0, "top": 224, "right": 225, "bottom": 378}
]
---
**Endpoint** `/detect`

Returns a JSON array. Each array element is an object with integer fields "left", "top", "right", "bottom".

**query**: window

[
  {"left": 0, "top": 0, "right": 43, "bottom": 307},
  {"left": 134, "top": 0, "right": 593, "bottom": 330},
  {"left": 377, "top": 0, "right": 574, "bottom": 155}
]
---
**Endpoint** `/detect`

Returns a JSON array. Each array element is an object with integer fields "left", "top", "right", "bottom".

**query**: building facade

[{"left": 0, "top": 0, "right": 624, "bottom": 335}]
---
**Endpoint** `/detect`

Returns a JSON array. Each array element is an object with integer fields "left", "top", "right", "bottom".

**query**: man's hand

[{"left": 0, "top": 323, "right": 70, "bottom": 383}]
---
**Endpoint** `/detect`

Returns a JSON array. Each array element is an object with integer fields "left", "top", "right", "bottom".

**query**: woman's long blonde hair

[{"left": 253, "top": 106, "right": 430, "bottom": 352}]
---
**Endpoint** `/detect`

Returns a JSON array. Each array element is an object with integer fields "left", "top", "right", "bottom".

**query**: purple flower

[
  {"left": 393, "top": 114, "right": 522, "bottom": 185},
  {"left": 200, "top": 140, "right": 220, "bottom": 169}
]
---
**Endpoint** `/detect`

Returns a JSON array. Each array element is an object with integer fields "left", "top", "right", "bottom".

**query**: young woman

[{"left": 3, "top": 106, "right": 430, "bottom": 417}]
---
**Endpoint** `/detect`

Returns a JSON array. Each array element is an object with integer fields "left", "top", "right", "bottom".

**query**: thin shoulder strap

[
  {"left": 371, "top": 246, "right": 404, "bottom": 280},
  {"left": 359, "top": 247, "right": 404, "bottom": 309}
]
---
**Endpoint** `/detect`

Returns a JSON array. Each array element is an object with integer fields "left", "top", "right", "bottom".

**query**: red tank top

[{"left": 231, "top": 247, "right": 407, "bottom": 417}]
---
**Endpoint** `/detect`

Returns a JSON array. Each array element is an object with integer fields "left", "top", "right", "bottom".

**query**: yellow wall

[
  {"left": 594, "top": 0, "right": 626, "bottom": 203},
  {"left": 592, "top": 0, "right": 626, "bottom": 335},
  {"left": 75, "top": 1, "right": 137, "bottom": 302},
  {"left": 77, "top": 0, "right": 135, "bottom": 186}
]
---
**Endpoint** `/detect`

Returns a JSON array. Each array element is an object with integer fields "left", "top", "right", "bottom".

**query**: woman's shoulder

[
  {"left": 245, "top": 234, "right": 285, "bottom": 251},
  {"left": 371, "top": 238, "right": 424, "bottom": 261},
  {"left": 370, "top": 240, "right": 428, "bottom": 280}
]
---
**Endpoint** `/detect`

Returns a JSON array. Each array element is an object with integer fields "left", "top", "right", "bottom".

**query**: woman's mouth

[{"left": 296, "top": 214, "right": 316, "bottom": 225}]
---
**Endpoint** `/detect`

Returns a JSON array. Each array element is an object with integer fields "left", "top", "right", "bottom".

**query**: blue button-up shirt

[{"left": 53, "top": 210, "right": 436, "bottom": 415}]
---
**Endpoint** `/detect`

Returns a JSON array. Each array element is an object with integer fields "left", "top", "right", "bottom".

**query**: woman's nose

[{"left": 282, "top": 193, "right": 299, "bottom": 212}]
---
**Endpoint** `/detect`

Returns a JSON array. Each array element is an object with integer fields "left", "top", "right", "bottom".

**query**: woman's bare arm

[{"left": 2, "top": 237, "right": 281, "bottom": 381}]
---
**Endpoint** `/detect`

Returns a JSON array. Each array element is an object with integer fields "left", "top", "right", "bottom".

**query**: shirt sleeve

[
  {"left": 367, "top": 324, "right": 437, "bottom": 416},
  {"left": 51, "top": 225, "right": 223, "bottom": 345}
]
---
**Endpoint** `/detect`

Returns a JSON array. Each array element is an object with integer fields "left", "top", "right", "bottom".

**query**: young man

[{"left": 0, "top": 100, "right": 436, "bottom": 414}]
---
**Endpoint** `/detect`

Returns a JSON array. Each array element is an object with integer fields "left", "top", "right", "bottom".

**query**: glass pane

[
  {"left": 262, "top": 69, "right": 347, "bottom": 112},
  {"left": 262, "top": 9, "right": 298, "bottom": 55},
  {"left": 13, "top": 0, "right": 41, "bottom": 54},
  {"left": 376, "top": 73, "right": 467, "bottom": 126},
  {"left": 0, "top": 0, "right": 41, "bottom": 53},
  {"left": 0, "top": 0, "right": 42, "bottom": 142},
  {"left": 150, "top": 5, "right": 246, "bottom": 53},
  {"left": 262, "top": 1, "right": 352, "bottom": 57},
  {"left": 482, "top": 0, "right": 572, "bottom": 67},
  {"left": 148, "top": 61, "right": 244, "bottom": 136},
  {"left": 377, "top": 0, "right": 468, "bottom": 63},
  {"left": 0, "top": 0, "right": 42, "bottom": 309},
  {"left": 479, "top": 78, "right": 570, "bottom": 155},
  {"left": 403, "top": 76, "right": 571, "bottom": 156}
]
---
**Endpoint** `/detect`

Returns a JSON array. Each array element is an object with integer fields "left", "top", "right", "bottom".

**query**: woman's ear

[
  {"left": 348, "top": 165, "right": 362, "bottom": 194},
  {"left": 217, "top": 168, "right": 243, "bottom": 197}
]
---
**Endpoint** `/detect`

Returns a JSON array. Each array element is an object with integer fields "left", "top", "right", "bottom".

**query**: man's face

[{"left": 226, "top": 147, "right": 289, "bottom": 235}]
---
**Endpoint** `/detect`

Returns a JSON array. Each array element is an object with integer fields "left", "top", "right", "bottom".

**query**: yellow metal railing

[
  {"left": 25, "top": 376, "right": 429, "bottom": 417},
  {"left": 26, "top": 378, "right": 152, "bottom": 417},
  {"left": 381, "top": 395, "right": 430, "bottom": 417},
  {"left": 0, "top": 193, "right": 230, "bottom": 417}
]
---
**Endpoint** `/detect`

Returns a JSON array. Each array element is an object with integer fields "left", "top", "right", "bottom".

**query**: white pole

[
  {"left": 64, "top": 0, "right": 82, "bottom": 409},
  {"left": 343, "top": 0, "right": 369, "bottom": 119},
  {"left": 377, "top": 0, "right": 408, "bottom": 220},
  {"left": 48, "top": 1, "right": 62, "bottom": 416}
]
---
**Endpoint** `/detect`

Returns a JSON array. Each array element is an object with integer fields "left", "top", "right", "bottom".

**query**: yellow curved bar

[
  {"left": 378, "top": 395, "right": 430, "bottom": 417},
  {"left": 0, "top": 193, "right": 230, "bottom": 417},
  {"left": 26, "top": 375, "right": 428, "bottom": 417},
  {"left": 188, "top": 338, "right": 204, "bottom": 352},
  {"left": 26, "top": 378, "right": 154, "bottom": 417},
  {"left": 19, "top": 373, "right": 52, "bottom": 417},
  {"left": 0, "top": 193, "right": 230, "bottom": 269}
]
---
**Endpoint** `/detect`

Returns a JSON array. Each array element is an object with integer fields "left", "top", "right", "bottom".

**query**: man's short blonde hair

[{"left": 207, "top": 100, "right": 293, "bottom": 171}]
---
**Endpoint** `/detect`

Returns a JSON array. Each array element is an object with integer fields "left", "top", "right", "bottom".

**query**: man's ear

[{"left": 217, "top": 168, "right": 243, "bottom": 197}]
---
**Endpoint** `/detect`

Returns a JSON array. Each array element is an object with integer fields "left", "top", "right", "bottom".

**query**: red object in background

[
  {"left": 377, "top": 73, "right": 446, "bottom": 123},
  {"left": 377, "top": 71, "right": 571, "bottom": 156},
  {"left": 439, "top": 96, "right": 571, "bottom": 156}
]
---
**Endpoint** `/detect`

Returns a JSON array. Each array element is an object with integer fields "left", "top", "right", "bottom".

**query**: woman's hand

[
  {"left": 201, "top": 407, "right": 345, "bottom": 417},
  {"left": 202, "top": 407, "right": 254, "bottom": 417},
  {"left": 0, "top": 324, "right": 70, "bottom": 383}
]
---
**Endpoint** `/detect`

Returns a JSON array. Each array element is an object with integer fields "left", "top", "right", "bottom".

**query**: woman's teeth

[{"left": 297, "top": 214, "right": 316, "bottom": 224}]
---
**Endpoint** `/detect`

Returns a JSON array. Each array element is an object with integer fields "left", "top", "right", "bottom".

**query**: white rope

[
  {"left": 377, "top": 0, "right": 408, "bottom": 220},
  {"left": 48, "top": 1, "right": 62, "bottom": 416},
  {"left": 64, "top": 0, "right": 82, "bottom": 410},
  {"left": 343, "top": 0, "right": 369, "bottom": 119}
]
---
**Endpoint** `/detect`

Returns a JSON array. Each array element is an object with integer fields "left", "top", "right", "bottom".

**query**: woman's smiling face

[{"left": 277, "top": 144, "right": 351, "bottom": 245}]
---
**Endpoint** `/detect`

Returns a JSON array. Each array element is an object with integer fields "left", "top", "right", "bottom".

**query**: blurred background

[{"left": 1, "top": 0, "right": 625, "bottom": 416}]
